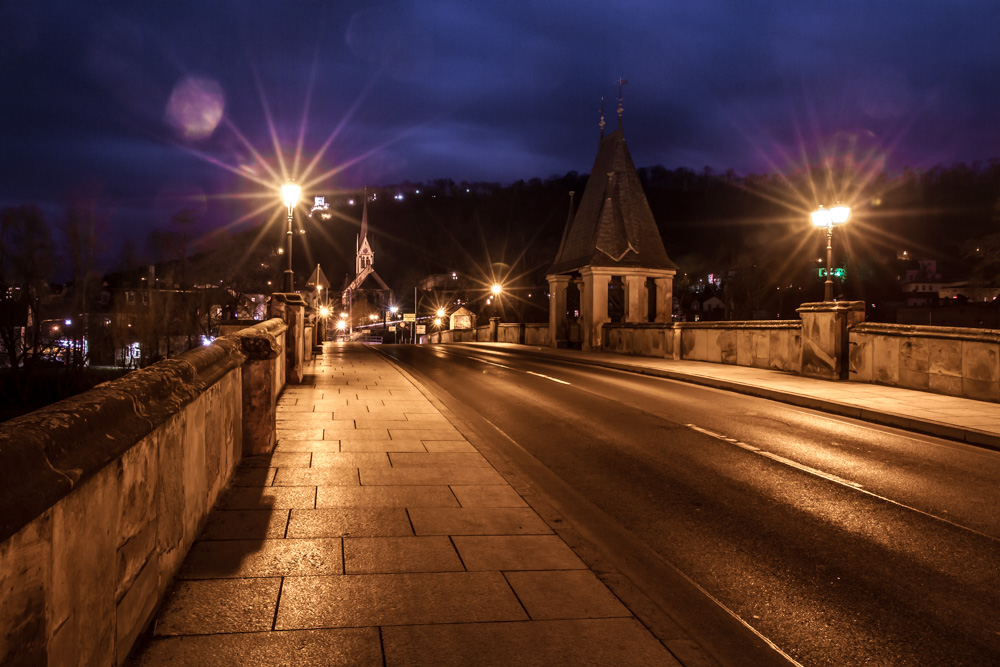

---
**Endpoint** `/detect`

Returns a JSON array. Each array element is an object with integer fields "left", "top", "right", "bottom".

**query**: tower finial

[
  {"left": 599, "top": 96, "right": 606, "bottom": 139},
  {"left": 617, "top": 77, "right": 628, "bottom": 130}
]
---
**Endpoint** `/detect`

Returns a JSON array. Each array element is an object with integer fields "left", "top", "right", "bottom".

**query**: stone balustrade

[
  {"left": 604, "top": 320, "right": 802, "bottom": 373},
  {"left": 600, "top": 302, "right": 998, "bottom": 402},
  {"left": 0, "top": 318, "right": 288, "bottom": 665},
  {"left": 850, "top": 323, "right": 1000, "bottom": 402}
]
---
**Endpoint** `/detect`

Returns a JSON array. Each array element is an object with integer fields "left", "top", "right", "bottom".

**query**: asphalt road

[{"left": 378, "top": 343, "right": 1000, "bottom": 666}]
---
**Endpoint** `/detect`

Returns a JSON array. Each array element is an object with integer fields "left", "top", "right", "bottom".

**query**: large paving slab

[
  {"left": 381, "top": 618, "right": 680, "bottom": 666},
  {"left": 275, "top": 572, "right": 528, "bottom": 629},
  {"left": 127, "top": 342, "right": 676, "bottom": 665},
  {"left": 131, "top": 628, "right": 382, "bottom": 666}
]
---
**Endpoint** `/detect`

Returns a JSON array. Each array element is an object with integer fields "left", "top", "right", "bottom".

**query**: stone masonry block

[
  {"left": 719, "top": 330, "right": 737, "bottom": 365},
  {"left": 51, "top": 467, "right": 117, "bottom": 666},
  {"left": 679, "top": 330, "right": 694, "bottom": 359},
  {"left": 118, "top": 437, "right": 158, "bottom": 552},
  {"left": 735, "top": 330, "right": 752, "bottom": 367},
  {"left": 203, "top": 382, "right": 224, "bottom": 502},
  {"left": 117, "top": 521, "right": 157, "bottom": 603},
  {"left": 181, "top": 400, "right": 208, "bottom": 544},
  {"left": 962, "top": 341, "right": 999, "bottom": 383},
  {"left": 928, "top": 373, "right": 963, "bottom": 397},
  {"left": 872, "top": 336, "right": 900, "bottom": 385},
  {"left": 900, "top": 338, "right": 930, "bottom": 373},
  {"left": 963, "top": 377, "right": 1000, "bottom": 402},
  {"left": 898, "top": 368, "right": 930, "bottom": 391},
  {"left": 157, "top": 422, "right": 186, "bottom": 581},
  {"left": 928, "top": 339, "right": 962, "bottom": 377},
  {"left": 849, "top": 335, "right": 873, "bottom": 382},
  {"left": 769, "top": 331, "right": 789, "bottom": 371},
  {"left": 115, "top": 555, "right": 158, "bottom": 665},
  {"left": 706, "top": 330, "right": 722, "bottom": 363},
  {"left": 0, "top": 514, "right": 51, "bottom": 665},
  {"left": 752, "top": 332, "right": 767, "bottom": 367}
]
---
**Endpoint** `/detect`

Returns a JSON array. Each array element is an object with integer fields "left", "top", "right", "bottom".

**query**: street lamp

[
  {"left": 491, "top": 283, "right": 502, "bottom": 296},
  {"left": 281, "top": 180, "right": 301, "bottom": 292},
  {"left": 811, "top": 205, "right": 850, "bottom": 301}
]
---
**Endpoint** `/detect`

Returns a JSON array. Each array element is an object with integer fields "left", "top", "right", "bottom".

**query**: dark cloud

[{"left": 1, "top": 0, "right": 997, "bottom": 253}]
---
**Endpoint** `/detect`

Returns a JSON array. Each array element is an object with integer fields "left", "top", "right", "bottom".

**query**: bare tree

[{"left": 0, "top": 205, "right": 55, "bottom": 400}]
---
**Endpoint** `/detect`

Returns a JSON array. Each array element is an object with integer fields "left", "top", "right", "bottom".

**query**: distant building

[{"left": 342, "top": 192, "right": 393, "bottom": 330}]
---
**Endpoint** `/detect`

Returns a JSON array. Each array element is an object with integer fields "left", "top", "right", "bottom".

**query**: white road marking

[
  {"left": 686, "top": 423, "right": 1000, "bottom": 543},
  {"left": 686, "top": 423, "right": 863, "bottom": 488},
  {"left": 527, "top": 370, "right": 571, "bottom": 385},
  {"left": 445, "top": 349, "right": 571, "bottom": 384}
]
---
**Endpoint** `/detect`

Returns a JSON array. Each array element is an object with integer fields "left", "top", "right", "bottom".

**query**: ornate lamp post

[
  {"left": 281, "top": 180, "right": 301, "bottom": 292},
  {"left": 811, "top": 205, "right": 851, "bottom": 301}
]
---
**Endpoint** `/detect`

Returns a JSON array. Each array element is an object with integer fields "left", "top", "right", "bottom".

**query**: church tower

[{"left": 356, "top": 192, "right": 374, "bottom": 275}]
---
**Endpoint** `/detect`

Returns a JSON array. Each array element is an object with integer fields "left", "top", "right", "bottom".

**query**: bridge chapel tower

[{"left": 546, "top": 89, "right": 677, "bottom": 350}]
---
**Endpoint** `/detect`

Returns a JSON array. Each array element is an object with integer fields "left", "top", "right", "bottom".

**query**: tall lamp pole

[
  {"left": 281, "top": 180, "right": 301, "bottom": 292},
  {"left": 811, "top": 205, "right": 851, "bottom": 301}
]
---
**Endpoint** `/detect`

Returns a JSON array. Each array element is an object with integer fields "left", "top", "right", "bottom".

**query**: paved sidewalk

[
  {"left": 130, "top": 343, "right": 678, "bottom": 666},
  {"left": 464, "top": 343, "right": 1000, "bottom": 450}
]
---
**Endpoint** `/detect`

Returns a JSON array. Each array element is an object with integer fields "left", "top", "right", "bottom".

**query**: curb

[{"left": 457, "top": 343, "right": 1000, "bottom": 453}]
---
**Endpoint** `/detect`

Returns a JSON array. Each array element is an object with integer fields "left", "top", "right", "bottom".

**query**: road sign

[
  {"left": 416, "top": 325, "right": 426, "bottom": 334},
  {"left": 403, "top": 313, "right": 416, "bottom": 321},
  {"left": 389, "top": 325, "right": 396, "bottom": 332}
]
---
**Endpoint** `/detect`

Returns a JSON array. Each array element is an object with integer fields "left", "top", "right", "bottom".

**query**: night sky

[{"left": 1, "top": 1, "right": 998, "bottom": 254}]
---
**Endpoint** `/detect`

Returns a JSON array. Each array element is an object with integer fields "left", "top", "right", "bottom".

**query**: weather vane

[{"left": 599, "top": 96, "right": 606, "bottom": 138}]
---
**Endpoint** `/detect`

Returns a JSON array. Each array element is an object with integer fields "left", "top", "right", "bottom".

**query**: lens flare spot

[{"left": 166, "top": 76, "right": 225, "bottom": 141}]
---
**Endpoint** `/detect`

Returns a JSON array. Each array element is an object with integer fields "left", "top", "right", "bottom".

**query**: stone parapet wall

[
  {"left": 850, "top": 323, "right": 1000, "bottom": 402},
  {"left": 604, "top": 321, "right": 802, "bottom": 372},
  {"left": 496, "top": 323, "right": 553, "bottom": 346},
  {"left": 603, "top": 322, "right": 672, "bottom": 359},
  {"left": 0, "top": 318, "right": 287, "bottom": 665},
  {"left": 675, "top": 321, "right": 801, "bottom": 371}
]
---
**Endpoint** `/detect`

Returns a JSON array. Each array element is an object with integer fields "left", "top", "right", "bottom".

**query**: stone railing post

[
  {"left": 231, "top": 325, "right": 284, "bottom": 456},
  {"left": 270, "top": 293, "right": 308, "bottom": 384},
  {"left": 489, "top": 317, "right": 500, "bottom": 342},
  {"left": 797, "top": 301, "right": 865, "bottom": 380},
  {"left": 546, "top": 274, "right": 572, "bottom": 347}
]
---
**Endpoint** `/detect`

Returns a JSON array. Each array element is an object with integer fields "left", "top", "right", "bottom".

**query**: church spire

[
  {"left": 359, "top": 187, "right": 369, "bottom": 244},
  {"left": 599, "top": 97, "right": 606, "bottom": 139},
  {"left": 356, "top": 188, "right": 374, "bottom": 275},
  {"left": 617, "top": 77, "right": 627, "bottom": 130}
]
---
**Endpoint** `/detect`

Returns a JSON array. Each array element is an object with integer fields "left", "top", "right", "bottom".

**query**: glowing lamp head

[
  {"left": 491, "top": 283, "right": 502, "bottom": 296},
  {"left": 389, "top": 305, "right": 398, "bottom": 314},
  {"left": 812, "top": 205, "right": 850, "bottom": 227},
  {"left": 434, "top": 318, "right": 442, "bottom": 327},
  {"left": 281, "top": 181, "right": 301, "bottom": 208},
  {"left": 436, "top": 308, "right": 445, "bottom": 317},
  {"left": 336, "top": 320, "right": 346, "bottom": 331},
  {"left": 811, "top": 207, "right": 831, "bottom": 227},
  {"left": 340, "top": 312, "right": 348, "bottom": 319},
  {"left": 830, "top": 205, "right": 851, "bottom": 224},
  {"left": 320, "top": 307, "right": 329, "bottom": 317}
]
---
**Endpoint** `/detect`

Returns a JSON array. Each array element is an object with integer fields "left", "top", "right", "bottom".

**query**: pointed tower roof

[
  {"left": 359, "top": 188, "right": 369, "bottom": 243},
  {"left": 548, "top": 128, "right": 676, "bottom": 275}
]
